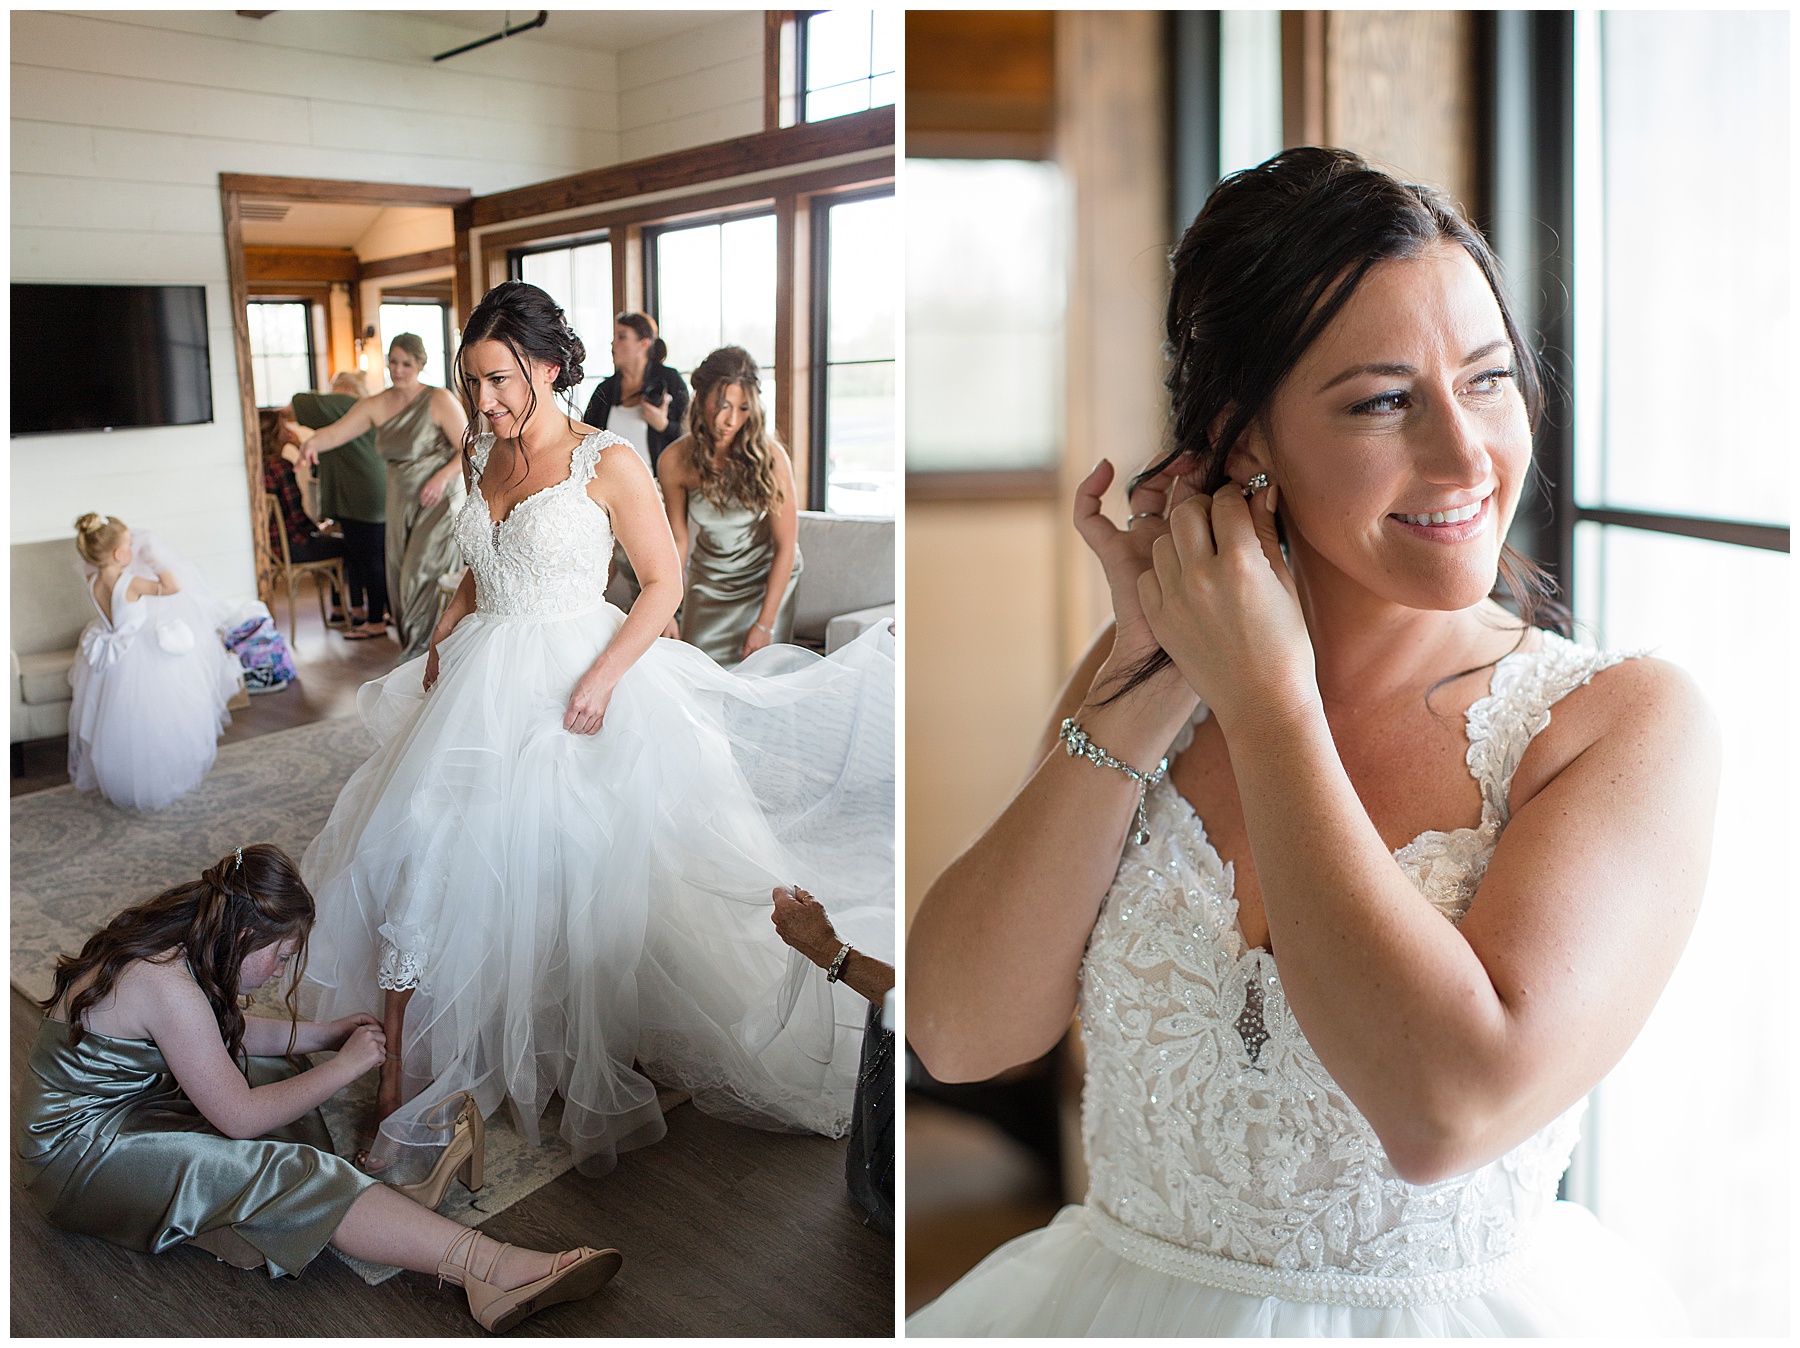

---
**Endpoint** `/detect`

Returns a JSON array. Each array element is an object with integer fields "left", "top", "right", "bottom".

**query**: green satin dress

[
  {"left": 378, "top": 387, "right": 466, "bottom": 659},
  {"left": 681, "top": 492, "right": 803, "bottom": 667},
  {"left": 17, "top": 1018, "right": 376, "bottom": 1278}
]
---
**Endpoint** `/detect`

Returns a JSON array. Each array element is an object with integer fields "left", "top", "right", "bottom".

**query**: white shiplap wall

[
  {"left": 11, "top": 8, "right": 756, "bottom": 600},
  {"left": 618, "top": 11, "right": 763, "bottom": 162}
]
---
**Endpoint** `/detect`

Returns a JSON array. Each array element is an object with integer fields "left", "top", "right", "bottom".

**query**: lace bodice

[
  {"left": 1079, "top": 632, "right": 1629, "bottom": 1303},
  {"left": 453, "top": 432, "right": 618, "bottom": 617}
]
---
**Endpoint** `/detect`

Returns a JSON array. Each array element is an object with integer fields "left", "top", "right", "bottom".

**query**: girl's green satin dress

[
  {"left": 18, "top": 1017, "right": 376, "bottom": 1277},
  {"left": 681, "top": 492, "right": 802, "bottom": 667}
]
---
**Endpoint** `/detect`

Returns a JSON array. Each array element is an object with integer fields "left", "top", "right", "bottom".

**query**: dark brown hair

[
  {"left": 1113, "top": 147, "right": 1565, "bottom": 697},
  {"left": 455, "top": 280, "right": 588, "bottom": 487},
  {"left": 41, "top": 844, "right": 315, "bottom": 1062},
  {"left": 688, "top": 346, "right": 785, "bottom": 516},
  {"left": 614, "top": 311, "right": 667, "bottom": 366}
]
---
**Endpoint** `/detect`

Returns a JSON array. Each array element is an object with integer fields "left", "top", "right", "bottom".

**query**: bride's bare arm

[
  {"left": 561, "top": 444, "right": 681, "bottom": 735},
  {"left": 1146, "top": 486, "right": 1721, "bottom": 1184},
  {"left": 907, "top": 459, "right": 1201, "bottom": 1082}
]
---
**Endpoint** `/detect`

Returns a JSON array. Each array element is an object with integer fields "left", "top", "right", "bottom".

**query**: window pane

[
  {"left": 828, "top": 196, "right": 895, "bottom": 364},
  {"left": 825, "top": 362, "right": 895, "bottom": 516},
  {"left": 1574, "top": 522, "right": 1789, "bottom": 1334},
  {"left": 906, "top": 159, "right": 1066, "bottom": 472},
  {"left": 379, "top": 303, "right": 446, "bottom": 390},
  {"left": 654, "top": 216, "right": 777, "bottom": 407},
  {"left": 1591, "top": 11, "right": 1789, "bottom": 523},
  {"left": 823, "top": 193, "right": 896, "bottom": 517},
  {"left": 519, "top": 239, "right": 612, "bottom": 415},
  {"left": 247, "top": 300, "right": 312, "bottom": 408},
  {"left": 803, "top": 10, "right": 892, "bottom": 122},
  {"left": 807, "top": 10, "right": 870, "bottom": 90}
]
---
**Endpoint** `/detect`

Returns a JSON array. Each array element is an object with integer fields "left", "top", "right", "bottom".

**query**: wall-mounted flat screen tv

[{"left": 11, "top": 283, "right": 213, "bottom": 435}]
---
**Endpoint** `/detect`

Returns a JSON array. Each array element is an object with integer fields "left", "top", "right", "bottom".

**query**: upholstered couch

[
  {"left": 11, "top": 538, "right": 97, "bottom": 750},
  {"left": 792, "top": 511, "right": 895, "bottom": 653}
]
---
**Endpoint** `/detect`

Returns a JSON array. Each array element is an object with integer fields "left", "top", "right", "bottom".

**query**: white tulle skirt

[
  {"left": 66, "top": 592, "right": 239, "bottom": 812},
  {"left": 298, "top": 602, "right": 893, "bottom": 1179},
  {"left": 907, "top": 1202, "right": 1690, "bottom": 1337}
]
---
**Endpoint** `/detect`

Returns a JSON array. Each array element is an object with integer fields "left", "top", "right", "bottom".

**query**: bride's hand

[
  {"left": 1140, "top": 483, "right": 1317, "bottom": 734},
  {"left": 423, "top": 644, "right": 441, "bottom": 691},
  {"left": 1073, "top": 456, "right": 1201, "bottom": 678},
  {"left": 565, "top": 668, "right": 617, "bottom": 736}
]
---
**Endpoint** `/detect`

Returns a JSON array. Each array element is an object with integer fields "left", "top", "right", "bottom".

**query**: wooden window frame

[
  {"left": 464, "top": 113, "right": 893, "bottom": 509},
  {"left": 244, "top": 297, "right": 318, "bottom": 409}
]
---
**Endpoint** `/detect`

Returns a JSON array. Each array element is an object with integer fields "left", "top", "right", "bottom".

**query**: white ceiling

[{"left": 413, "top": 10, "right": 736, "bottom": 53}]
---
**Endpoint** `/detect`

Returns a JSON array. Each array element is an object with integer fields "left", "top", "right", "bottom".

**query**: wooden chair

[{"left": 266, "top": 494, "right": 347, "bottom": 638}]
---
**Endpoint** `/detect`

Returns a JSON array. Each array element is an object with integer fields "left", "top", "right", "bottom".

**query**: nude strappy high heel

[
  {"left": 388, "top": 1091, "right": 484, "bottom": 1210},
  {"left": 437, "top": 1227, "right": 624, "bottom": 1333}
]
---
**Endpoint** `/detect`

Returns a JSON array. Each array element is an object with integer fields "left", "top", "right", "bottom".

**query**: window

[
  {"left": 378, "top": 301, "right": 448, "bottom": 390},
  {"left": 1562, "top": 11, "right": 1789, "bottom": 1335},
  {"left": 514, "top": 235, "right": 613, "bottom": 415},
  {"left": 812, "top": 190, "right": 895, "bottom": 515},
  {"left": 245, "top": 299, "right": 315, "bottom": 408},
  {"left": 648, "top": 212, "right": 779, "bottom": 426},
  {"left": 802, "top": 10, "right": 897, "bottom": 123},
  {"left": 905, "top": 159, "right": 1067, "bottom": 475}
]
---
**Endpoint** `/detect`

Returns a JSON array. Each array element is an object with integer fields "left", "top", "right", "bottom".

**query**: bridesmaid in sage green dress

[
  {"left": 656, "top": 346, "right": 803, "bottom": 666},
  {"left": 299, "top": 334, "right": 468, "bottom": 659},
  {"left": 18, "top": 844, "right": 621, "bottom": 1331}
]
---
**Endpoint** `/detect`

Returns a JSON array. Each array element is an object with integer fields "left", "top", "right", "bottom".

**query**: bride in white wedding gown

[
  {"left": 907, "top": 150, "right": 1715, "bottom": 1336},
  {"left": 299, "top": 281, "right": 892, "bottom": 1182}
]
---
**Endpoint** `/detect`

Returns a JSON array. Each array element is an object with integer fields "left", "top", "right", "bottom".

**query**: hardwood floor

[{"left": 9, "top": 574, "right": 895, "bottom": 1336}]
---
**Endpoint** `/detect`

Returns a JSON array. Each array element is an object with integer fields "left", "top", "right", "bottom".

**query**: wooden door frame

[{"left": 219, "top": 173, "right": 472, "bottom": 604}]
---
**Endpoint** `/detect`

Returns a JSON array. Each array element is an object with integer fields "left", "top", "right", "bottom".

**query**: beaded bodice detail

[
  {"left": 453, "top": 432, "right": 617, "bottom": 617},
  {"left": 1080, "top": 633, "right": 1629, "bottom": 1286}
]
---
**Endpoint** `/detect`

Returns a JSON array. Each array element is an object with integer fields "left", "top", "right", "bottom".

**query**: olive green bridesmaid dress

[
  {"left": 378, "top": 387, "right": 466, "bottom": 659},
  {"left": 681, "top": 492, "right": 803, "bottom": 667},
  {"left": 17, "top": 1018, "right": 376, "bottom": 1277}
]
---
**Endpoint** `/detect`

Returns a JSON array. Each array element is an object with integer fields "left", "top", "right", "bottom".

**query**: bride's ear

[{"left": 1222, "top": 420, "right": 1273, "bottom": 493}]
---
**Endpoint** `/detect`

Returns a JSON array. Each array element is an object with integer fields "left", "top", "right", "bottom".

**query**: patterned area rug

[{"left": 10, "top": 716, "right": 683, "bottom": 1285}]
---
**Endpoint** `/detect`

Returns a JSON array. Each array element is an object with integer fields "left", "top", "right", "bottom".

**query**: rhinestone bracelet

[{"left": 1058, "top": 718, "right": 1169, "bottom": 846}]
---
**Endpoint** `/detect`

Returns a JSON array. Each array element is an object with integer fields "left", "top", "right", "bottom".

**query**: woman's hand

[
  {"left": 334, "top": 1023, "right": 387, "bottom": 1080},
  {"left": 662, "top": 618, "right": 680, "bottom": 641},
  {"left": 565, "top": 666, "right": 618, "bottom": 736},
  {"left": 419, "top": 464, "right": 458, "bottom": 509},
  {"left": 1140, "top": 483, "right": 1317, "bottom": 734},
  {"left": 423, "top": 644, "right": 441, "bottom": 691},
  {"left": 321, "top": 1012, "right": 380, "bottom": 1050},
  {"left": 739, "top": 621, "right": 772, "bottom": 661},
  {"left": 770, "top": 886, "right": 843, "bottom": 967},
  {"left": 642, "top": 390, "right": 670, "bottom": 433}
]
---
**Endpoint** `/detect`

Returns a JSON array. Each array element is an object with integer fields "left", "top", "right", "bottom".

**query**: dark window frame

[
  {"left": 376, "top": 296, "right": 453, "bottom": 384},
  {"left": 641, "top": 206, "right": 781, "bottom": 368},
  {"left": 244, "top": 296, "right": 318, "bottom": 409},
  {"left": 506, "top": 229, "right": 612, "bottom": 283},
  {"left": 808, "top": 183, "right": 896, "bottom": 510}
]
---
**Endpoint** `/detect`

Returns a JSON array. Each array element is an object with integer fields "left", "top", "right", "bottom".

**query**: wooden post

[{"left": 220, "top": 182, "right": 275, "bottom": 608}]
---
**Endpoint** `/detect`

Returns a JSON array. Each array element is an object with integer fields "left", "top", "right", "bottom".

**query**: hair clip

[{"left": 234, "top": 846, "right": 243, "bottom": 869}]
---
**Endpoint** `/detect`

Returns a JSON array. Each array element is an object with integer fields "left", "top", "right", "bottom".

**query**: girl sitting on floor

[
  {"left": 17, "top": 843, "right": 622, "bottom": 1333},
  {"left": 67, "top": 512, "right": 241, "bottom": 811}
]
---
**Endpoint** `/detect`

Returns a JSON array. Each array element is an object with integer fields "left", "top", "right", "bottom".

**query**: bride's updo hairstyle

[
  {"left": 1116, "top": 147, "right": 1563, "bottom": 694},
  {"left": 40, "top": 843, "right": 315, "bottom": 1062},
  {"left": 455, "top": 280, "right": 587, "bottom": 482},
  {"left": 74, "top": 512, "right": 128, "bottom": 567}
]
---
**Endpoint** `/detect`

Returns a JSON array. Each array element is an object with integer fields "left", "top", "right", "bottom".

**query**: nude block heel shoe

[
  {"left": 389, "top": 1091, "right": 484, "bottom": 1210},
  {"left": 438, "top": 1227, "right": 624, "bottom": 1333}
]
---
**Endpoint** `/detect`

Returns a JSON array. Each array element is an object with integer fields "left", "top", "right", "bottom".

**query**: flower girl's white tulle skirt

[
  {"left": 66, "top": 586, "right": 239, "bottom": 812},
  {"left": 906, "top": 1201, "right": 1691, "bottom": 1337},
  {"left": 298, "top": 602, "right": 893, "bottom": 1179}
]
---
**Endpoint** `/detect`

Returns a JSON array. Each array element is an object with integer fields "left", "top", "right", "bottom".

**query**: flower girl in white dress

[{"left": 67, "top": 513, "right": 241, "bottom": 811}]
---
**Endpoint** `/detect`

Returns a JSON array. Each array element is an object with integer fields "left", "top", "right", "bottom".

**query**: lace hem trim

[
  {"left": 1086, "top": 1205, "right": 1534, "bottom": 1309},
  {"left": 377, "top": 941, "right": 422, "bottom": 992}
]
